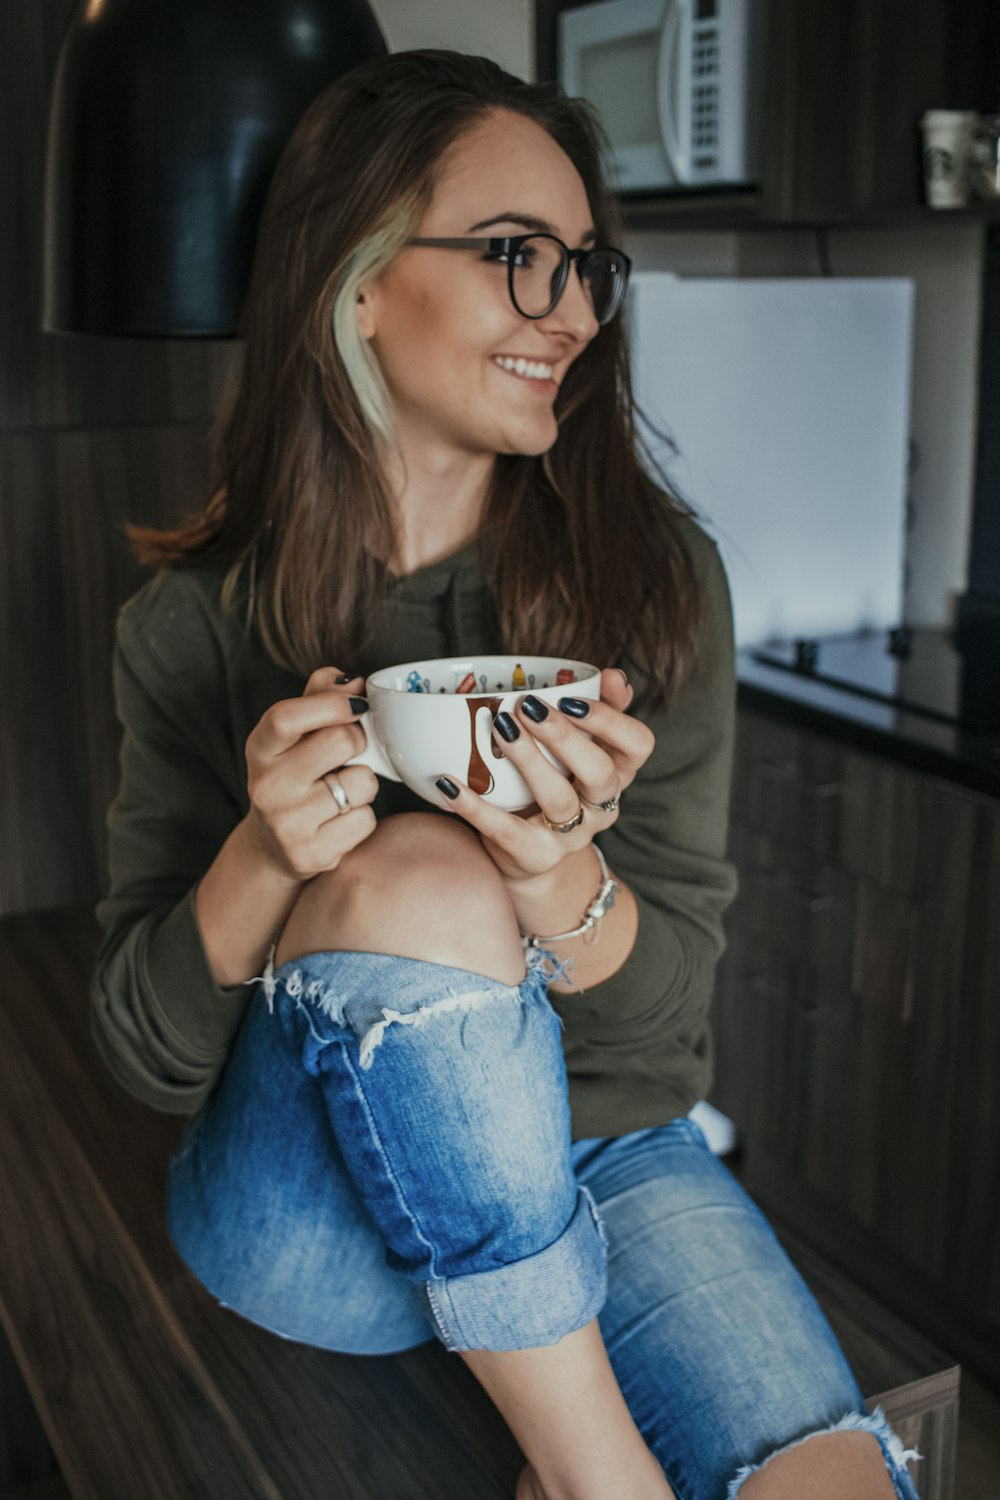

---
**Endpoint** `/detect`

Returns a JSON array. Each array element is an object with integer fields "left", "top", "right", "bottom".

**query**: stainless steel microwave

[{"left": 558, "top": 0, "right": 765, "bottom": 192}]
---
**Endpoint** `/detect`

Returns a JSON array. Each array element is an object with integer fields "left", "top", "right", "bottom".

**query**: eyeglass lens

[{"left": 511, "top": 236, "right": 626, "bottom": 324}]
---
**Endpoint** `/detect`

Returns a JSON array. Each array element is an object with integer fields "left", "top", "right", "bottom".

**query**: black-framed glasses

[{"left": 404, "top": 234, "right": 632, "bottom": 326}]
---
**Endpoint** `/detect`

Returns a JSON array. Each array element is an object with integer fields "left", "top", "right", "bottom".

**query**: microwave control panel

[{"left": 692, "top": 3, "right": 721, "bottom": 170}]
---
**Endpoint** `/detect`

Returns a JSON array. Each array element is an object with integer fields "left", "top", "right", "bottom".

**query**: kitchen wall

[
  {"left": 370, "top": 0, "right": 531, "bottom": 75},
  {"left": 627, "top": 222, "right": 984, "bottom": 631}
]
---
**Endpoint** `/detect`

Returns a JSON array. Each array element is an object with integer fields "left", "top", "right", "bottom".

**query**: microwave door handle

[{"left": 656, "top": 0, "right": 691, "bottom": 183}]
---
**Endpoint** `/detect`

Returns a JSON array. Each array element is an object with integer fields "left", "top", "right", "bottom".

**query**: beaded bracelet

[{"left": 521, "top": 844, "right": 621, "bottom": 948}]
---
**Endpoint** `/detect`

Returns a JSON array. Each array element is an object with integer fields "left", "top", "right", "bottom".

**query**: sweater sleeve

[
  {"left": 89, "top": 592, "right": 261, "bottom": 1114},
  {"left": 546, "top": 524, "right": 739, "bottom": 1048}
]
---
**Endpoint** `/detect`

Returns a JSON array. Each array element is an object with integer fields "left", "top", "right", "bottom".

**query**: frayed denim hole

[
  {"left": 279, "top": 982, "right": 349, "bottom": 1079},
  {"left": 240, "top": 936, "right": 279, "bottom": 1013},
  {"left": 521, "top": 938, "right": 579, "bottom": 997},
  {"left": 724, "top": 1405, "right": 923, "bottom": 1498},
  {"left": 524, "top": 960, "right": 563, "bottom": 1032},
  {"left": 355, "top": 984, "right": 528, "bottom": 1071}
]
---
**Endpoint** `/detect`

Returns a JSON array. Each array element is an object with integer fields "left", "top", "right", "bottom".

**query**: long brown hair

[{"left": 124, "top": 49, "right": 701, "bottom": 714}]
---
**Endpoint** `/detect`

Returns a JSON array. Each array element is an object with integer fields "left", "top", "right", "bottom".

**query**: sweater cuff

[
  {"left": 546, "top": 891, "right": 682, "bottom": 1033},
  {"left": 144, "top": 882, "right": 261, "bottom": 1058}
]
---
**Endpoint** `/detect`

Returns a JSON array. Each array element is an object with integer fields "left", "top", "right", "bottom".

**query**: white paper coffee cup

[{"left": 921, "top": 110, "right": 977, "bottom": 207}]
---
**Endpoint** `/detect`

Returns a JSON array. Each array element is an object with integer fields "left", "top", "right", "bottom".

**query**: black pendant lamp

[{"left": 42, "top": 0, "right": 387, "bottom": 338}]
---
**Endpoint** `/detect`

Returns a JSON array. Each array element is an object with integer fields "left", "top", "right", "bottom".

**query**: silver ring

[
  {"left": 323, "top": 773, "right": 351, "bottom": 814},
  {"left": 542, "top": 802, "right": 585, "bottom": 834},
  {"left": 579, "top": 792, "right": 621, "bottom": 813}
]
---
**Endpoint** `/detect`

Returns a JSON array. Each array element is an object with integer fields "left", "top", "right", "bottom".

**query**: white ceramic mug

[{"left": 343, "top": 654, "right": 603, "bottom": 812}]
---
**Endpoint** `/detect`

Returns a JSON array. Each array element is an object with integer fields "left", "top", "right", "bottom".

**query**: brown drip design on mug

[{"left": 465, "top": 696, "right": 506, "bottom": 794}]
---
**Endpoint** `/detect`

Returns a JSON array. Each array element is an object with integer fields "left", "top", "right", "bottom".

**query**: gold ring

[{"left": 542, "top": 803, "right": 585, "bottom": 834}]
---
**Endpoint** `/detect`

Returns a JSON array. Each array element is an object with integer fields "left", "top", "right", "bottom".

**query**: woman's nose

[{"left": 543, "top": 265, "right": 601, "bottom": 343}]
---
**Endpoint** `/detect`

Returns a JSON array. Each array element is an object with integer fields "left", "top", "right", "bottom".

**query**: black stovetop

[{"left": 752, "top": 625, "right": 999, "bottom": 736}]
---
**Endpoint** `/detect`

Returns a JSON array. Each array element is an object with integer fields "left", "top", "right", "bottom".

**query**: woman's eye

[{"left": 484, "top": 247, "right": 536, "bottom": 267}]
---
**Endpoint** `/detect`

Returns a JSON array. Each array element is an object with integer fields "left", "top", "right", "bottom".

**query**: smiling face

[{"left": 355, "top": 109, "right": 602, "bottom": 462}]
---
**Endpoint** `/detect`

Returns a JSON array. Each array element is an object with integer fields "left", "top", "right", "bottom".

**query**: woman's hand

[
  {"left": 242, "top": 666, "right": 380, "bottom": 887},
  {"left": 433, "top": 668, "right": 654, "bottom": 884}
]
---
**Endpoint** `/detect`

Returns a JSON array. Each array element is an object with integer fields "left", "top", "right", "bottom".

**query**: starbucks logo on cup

[{"left": 924, "top": 145, "right": 954, "bottom": 181}]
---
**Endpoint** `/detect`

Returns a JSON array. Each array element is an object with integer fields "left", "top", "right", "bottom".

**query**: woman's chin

[{"left": 493, "top": 412, "right": 560, "bottom": 457}]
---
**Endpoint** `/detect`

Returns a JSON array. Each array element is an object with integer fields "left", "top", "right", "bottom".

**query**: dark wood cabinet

[
  {"left": 535, "top": 0, "right": 1000, "bottom": 227},
  {"left": 0, "top": 0, "right": 237, "bottom": 918},
  {"left": 711, "top": 704, "right": 1000, "bottom": 1389}
]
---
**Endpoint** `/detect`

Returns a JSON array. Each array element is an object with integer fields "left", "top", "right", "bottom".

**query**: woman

[{"left": 91, "top": 49, "right": 922, "bottom": 1500}]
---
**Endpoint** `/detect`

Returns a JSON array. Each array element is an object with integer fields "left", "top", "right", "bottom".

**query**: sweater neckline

[{"left": 382, "top": 534, "right": 485, "bottom": 603}]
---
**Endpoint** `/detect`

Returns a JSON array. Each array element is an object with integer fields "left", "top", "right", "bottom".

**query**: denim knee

[{"left": 265, "top": 942, "right": 609, "bottom": 1351}]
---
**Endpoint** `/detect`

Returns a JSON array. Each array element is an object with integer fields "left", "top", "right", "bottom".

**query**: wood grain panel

[
  {"left": 734, "top": 713, "right": 846, "bottom": 859},
  {"left": 783, "top": 0, "right": 863, "bottom": 222},
  {"left": 718, "top": 705, "right": 1000, "bottom": 1395},
  {"left": 729, "top": 822, "right": 856, "bottom": 1013},
  {"left": 839, "top": 750, "right": 923, "bottom": 897},
  {"left": 0, "top": 423, "right": 235, "bottom": 914},
  {"left": 943, "top": 785, "right": 1000, "bottom": 1319},
  {"left": 0, "top": 1011, "right": 287, "bottom": 1500},
  {"left": 850, "top": 0, "right": 947, "bottom": 214},
  {"left": 0, "top": 1326, "right": 59, "bottom": 1491},
  {"left": 0, "top": 0, "right": 236, "bottom": 433},
  {"left": 905, "top": 781, "right": 977, "bottom": 1281},
  {"left": 1, "top": 0, "right": 241, "bottom": 920},
  {"left": 851, "top": 880, "right": 917, "bottom": 1020}
]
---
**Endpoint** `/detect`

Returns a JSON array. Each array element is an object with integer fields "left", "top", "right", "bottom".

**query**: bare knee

[
  {"left": 274, "top": 812, "right": 526, "bottom": 982},
  {"left": 737, "top": 1431, "right": 899, "bottom": 1499}
]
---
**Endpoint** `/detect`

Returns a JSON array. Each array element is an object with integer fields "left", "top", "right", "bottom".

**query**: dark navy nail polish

[
  {"left": 494, "top": 711, "right": 520, "bottom": 742},
  {"left": 349, "top": 696, "right": 369, "bottom": 714},
  {"left": 521, "top": 694, "right": 549, "bottom": 723},
  {"left": 558, "top": 697, "right": 590, "bottom": 718},
  {"left": 435, "top": 776, "right": 460, "bottom": 799},
  {"left": 335, "top": 673, "right": 354, "bottom": 684}
]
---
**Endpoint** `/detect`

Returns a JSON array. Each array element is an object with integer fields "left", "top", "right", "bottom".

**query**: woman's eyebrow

[{"left": 466, "top": 212, "right": 598, "bottom": 245}]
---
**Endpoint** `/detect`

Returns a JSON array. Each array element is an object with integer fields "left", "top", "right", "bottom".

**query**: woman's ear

[{"left": 355, "top": 286, "right": 377, "bottom": 341}]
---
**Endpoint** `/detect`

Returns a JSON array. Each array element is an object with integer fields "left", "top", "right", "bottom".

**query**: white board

[{"left": 629, "top": 273, "right": 915, "bottom": 646}]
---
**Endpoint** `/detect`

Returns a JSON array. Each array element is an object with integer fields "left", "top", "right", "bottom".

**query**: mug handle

[
  {"left": 474, "top": 701, "right": 557, "bottom": 799},
  {"left": 341, "top": 715, "right": 400, "bottom": 783},
  {"left": 473, "top": 703, "right": 500, "bottom": 793}
]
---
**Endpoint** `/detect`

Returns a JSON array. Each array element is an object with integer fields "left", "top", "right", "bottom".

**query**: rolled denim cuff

[{"left": 425, "top": 1182, "right": 609, "bottom": 1352}]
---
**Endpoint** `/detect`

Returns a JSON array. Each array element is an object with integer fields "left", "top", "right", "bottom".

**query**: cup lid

[{"left": 921, "top": 109, "right": 978, "bottom": 125}]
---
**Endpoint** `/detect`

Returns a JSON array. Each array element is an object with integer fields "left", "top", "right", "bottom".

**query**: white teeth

[{"left": 492, "top": 356, "right": 553, "bottom": 381}]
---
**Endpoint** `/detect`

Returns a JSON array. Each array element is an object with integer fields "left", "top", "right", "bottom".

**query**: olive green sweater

[{"left": 90, "top": 514, "right": 738, "bottom": 1141}]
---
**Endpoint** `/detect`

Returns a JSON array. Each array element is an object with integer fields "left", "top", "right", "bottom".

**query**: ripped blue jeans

[{"left": 167, "top": 944, "right": 923, "bottom": 1500}]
